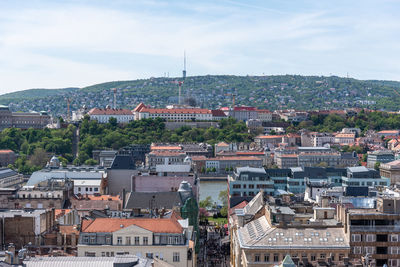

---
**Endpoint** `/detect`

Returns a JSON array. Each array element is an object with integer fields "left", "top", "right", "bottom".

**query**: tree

[
  {"left": 29, "top": 148, "right": 48, "bottom": 168},
  {"left": 211, "top": 167, "right": 217, "bottom": 172},
  {"left": 199, "top": 196, "right": 213, "bottom": 209},
  {"left": 374, "top": 161, "right": 381, "bottom": 170},
  {"left": 218, "top": 190, "right": 228, "bottom": 207},
  {"left": 84, "top": 159, "right": 98, "bottom": 166}
]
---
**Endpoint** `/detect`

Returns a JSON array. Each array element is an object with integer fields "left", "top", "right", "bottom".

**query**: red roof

[
  {"left": 0, "top": 149, "right": 14, "bottom": 154},
  {"left": 88, "top": 108, "right": 133, "bottom": 116},
  {"left": 256, "top": 135, "right": 284, "bottom": 139},
  {"left": 257, "top": 109, "right": 271, "bottom": 113},
  {"left": 211, "top": 110, "right": 227, "bottom": 117},
  {"left": 233, "top": 106, "right": 256, "bottom": 111},
  {"left": 236, "top": 151, "right": 265, "bottom": 155},
  {"left": 81, "top": 217, "right": 183, "bottom": 233},
  {"left": 133, "top": 103, "right": 146, "bottom": 112},
  {"left": 141, "top": 107, "right": 211, "bottom": 114},
  {"left": 207, "top": 156, "right": 262, "bottom": 161}
]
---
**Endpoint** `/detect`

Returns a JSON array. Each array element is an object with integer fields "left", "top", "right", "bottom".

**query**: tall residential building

[
  {"left": 367, "top": 150, "right": 395, "bottom": 169},
  {"left": 338, "top": 196, "right": 400, "bottom": 267},
  {"left": 228, "top": 167, "right": 274, "bottom": 197}
]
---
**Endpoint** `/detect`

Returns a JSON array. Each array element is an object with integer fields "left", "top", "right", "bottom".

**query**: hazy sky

[{"left": 0, "top": 0, "right": 399, "bottom": 94}]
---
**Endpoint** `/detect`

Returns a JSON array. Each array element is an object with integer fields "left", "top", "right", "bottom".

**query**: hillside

[{"left": 1, "top": 75, "right": 400, "bottom": 116}]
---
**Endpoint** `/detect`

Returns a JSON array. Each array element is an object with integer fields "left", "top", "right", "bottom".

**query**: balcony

[{"left": 350, "top": 225, "right": 400, "bottom": 232}]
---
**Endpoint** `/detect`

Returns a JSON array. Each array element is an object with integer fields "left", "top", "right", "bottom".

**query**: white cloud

[{"left": 0, "top": 0, "right": 399, "bottom": 94}]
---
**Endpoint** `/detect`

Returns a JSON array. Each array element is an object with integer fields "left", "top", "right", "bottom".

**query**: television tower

[
  {"left": 182, "top": 51, "right": 187, "bottom": 80},
  {"left": 112, "top": 88, "right": 117, "bottom": 109}
]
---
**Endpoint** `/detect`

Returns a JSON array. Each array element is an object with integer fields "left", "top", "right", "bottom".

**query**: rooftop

[
  {"left": 81, "top": 217, "right": 183, "bottom": 234},
  {"left": 237, "top": 166, "right": 266, "bottom": 174},
  {"left": 23, "top": 256, "right": 152, "bottom": 267},
  {"left": 88, "top": 107, "right": 133, "bottom": 116},
  {"left": 238, "top": 216, "right": 349, "bottom": 249}
]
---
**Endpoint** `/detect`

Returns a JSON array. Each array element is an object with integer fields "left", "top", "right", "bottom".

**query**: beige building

[
  {"left": 230, "top": 192, "right": 350, "bottom": 267},
  {"left": 77, "top": 216, "right": 194, "bottom": 267},
  {"left": 380, "top": 160, "right": 400, "bottom": 185}
]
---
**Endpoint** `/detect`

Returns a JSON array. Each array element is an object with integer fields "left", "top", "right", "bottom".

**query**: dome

[
  {"left": 178, "top": 181, "right": 192, "bottom": 192},
  {"left": 48, "top": 156, "right": 60, "bottom": 168},
  {"left": 183, "top": 156, "right": 192, "bottom": 163}
]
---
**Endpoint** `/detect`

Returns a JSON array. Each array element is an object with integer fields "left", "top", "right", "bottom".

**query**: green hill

[{"left": 1, "top": 75, "right": 400, "bottom": 116}]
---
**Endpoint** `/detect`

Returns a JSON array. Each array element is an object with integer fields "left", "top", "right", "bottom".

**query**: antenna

[
  {"left": 112, "top": 88, "right": 117, "bottom": 109},
  {"left": 182, "top": 51, "right": 186, "bottom": 80}
]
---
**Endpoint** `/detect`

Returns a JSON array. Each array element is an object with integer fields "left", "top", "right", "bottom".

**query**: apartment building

[
  {"left": 254, "top": 135, "right": 284, "bottom": 148},
  {"left": 77, "top": 216, "right": 194, "bottom": 267},
  {"left": 380, "top": 159, "right": 400, "bottom": 185},
  {"left": 338, "top": 196, "right": 400, "bottom": 267},
  {"left": 230, "top": 192, "right": 350, "bottom": 267},
  {"left": 334, "top": 133, "right": 356, "bottom": 145},
  {"left": 367, "top": 150, "right": 395, "bottom": 169},
  {"left": 342, "top": 166, "right": 389, "bottom": 188},
  {"left": 228, "top": 167, "right": 274, "bottom": 197},
  {"left": 257, "top": 109, "right": 273, "bottom": 122},
  {"left": 205, "top": 156, "right": 263, "bottom": 173},
  {"left": 134, "top": 103, "right": 213, "bottom": 122},
  {"left": 88, "top": 107, "right": 134, "bottom": 123},
  {"left": 146, "top": 150, "right": 187, "bottom": 168},
  {"left": 0, "top": 168, "right": 24, "bottom": 188}
]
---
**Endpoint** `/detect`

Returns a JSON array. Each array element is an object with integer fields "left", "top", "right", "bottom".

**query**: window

[
  {"left": 106, "top": 252, "right": 110, "bottom": 257},
  {"left": 174, "top": 236, "right": 179, "bottom": 244},
  {"left": 391, "top": 234, "right": 399, "bottom": 242},
  {"left": 173, "top": 252, "right": 180, "bottom": 262},
  {"left": 135, "top": 237, "right": 140, "bottom": 245},
  {"left": 351, "top": 234, "right": 361, "bottom": 242},
  {"left": 249, "top": 184, "right": 254, "bottom": 189},
  {"left": 85, "top": 252, "right": 96, "bottom": 257},
  {"left": 320, "top": 253, "right": 326, "bottom": 259},
  {"left": 168, "top": 236, "right": 173, "bottom": 244},
  {"left": 94, "top": 188, "right": 98, "bottom": 192},
  {"left": 106, "top": 236, "right": 111, "bottom": 244},
  {"left": 366, "top": 234, "right": 375, "bottom": 242},
  {"left": 117, "top": 237, "right": 122, "bottom": 245},
  {"left": 311, "top": 254, "right": 316, "bottom": 261},
  {"left": 110, "top": 252, "right": 114, "bottom": 257},
  {"left": 274, "top": 253, "right": 279, "bottom": 262},
  {"left": 365, "top": 247, "right": 374, "bottom": 254},
  {"left": 390, "top": 247, "right": 400, "bottom": 254},
  {"left": 154, "top": 235, "right": 160, "bottom": 244},
  {"left": 353, "top": 247, "right": 362, "bottom": 254},
  {"left": 83, "top": 236, "right": 89, "bottom": 243},
  {"left": 233, "top": 184, "right": 241, "bottom": 189},
  {"left": 255, "top": 254, "right": 260, "bottom": 262},
  {"left": 146, "top": 253, "right": 153, "bottom": 259},
  {"left": 78, "top": 187, "right": 81, "bottom": 192},
  {"left": 264, "top": 254, "right": 270, "bottom": 262},
  {"left": 339, "top": 254, "right": 344, "bottom": 261},
  {"left": 143, "top": 237, "right": 148, "bottom": 245},
  {"left": 101, "top": 252, "right": 105, "bottom": 257},
  {"left": 126, "top": 237, "right": 131, "bottom": 245},
  {"left": 90, "top": 236, "right": 96, "bottom": 244}
]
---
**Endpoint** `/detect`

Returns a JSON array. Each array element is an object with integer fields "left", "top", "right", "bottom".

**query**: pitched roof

[
  {"left": 140, "top": 107, "right": 211, "bottom": 114},
  {"left": 124, "top": 191, "right": 184, "bottom": 210},
  {"left": 150, "top": 145, "right": 182, "bottom": 150},
  {"left": 256, "top": 135, "right": 284, "bottom": 139},
  {"left": 211, "top": 109, "right": 227, "bottom": 117},
  {"left": 216, "top": 142, "right": 229, "bottom": 147},
  {"left": 88, "top": 108, "right": 133, "bottom": 116},
  {"left": 81, "top": 217, "right": 183, "bottom": 233},
  {"left": 0, "top": 149, "right": 14, "bottom": 153}
]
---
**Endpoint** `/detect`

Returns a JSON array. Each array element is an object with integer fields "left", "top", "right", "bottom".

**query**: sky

[{"left": 0, "top": 0, "right": 400, "bottom": 94}]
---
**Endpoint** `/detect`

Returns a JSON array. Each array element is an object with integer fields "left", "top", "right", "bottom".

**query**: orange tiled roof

[
  {"left": 0, "top": 149, "right": 14, "bottom": 153},
  {"left": 256, "top": 135, "right": 284, "bottom": 139},
  {"left": 60, "top": 225, "right": 79, "bottom": 235},
  {"left": 236, "top": 151, "right": 265, "bottom": 155},
  {"left": 55, "top": 209, "right": 71, "bottom": 219},
  {"left": 87, "top": 195, "right": 120, "bottom": 201},
  {"left": 141, "top": 108, "right": 211, "bottom": 114},
  {"left": 81, "top": 217, "right": 183, "bottom": 233},
  {"left": 378, "top": 130, "right": 400, "bottom": 134},
  {"left": 207, "top": 156, "right": 262, "bottom": 161},
  {"left": 149, "top": 151, "right": 186, "bottom": 156}
]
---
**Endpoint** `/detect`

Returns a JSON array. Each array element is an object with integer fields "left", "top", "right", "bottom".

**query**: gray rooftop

[
  {"left": 125, "top": 191, "right": 185, "bottom": 209},
  {"left": 0, "top": 209, "right": 46, "bottom": 217},
  {"left": 0, "top": 168, "right": 18, "bottom": 180},
  {"left": 23, "top": 255, "right": 152, "bottom": 267},
  {"left": 238, "top": 216, "right": 349, "bottom": 250},
  {"left": 27, "top": 170, "right": 104, "bottom": 186},
  {"left": 237, "top": 166, "right": 266, "bottom": 174}
]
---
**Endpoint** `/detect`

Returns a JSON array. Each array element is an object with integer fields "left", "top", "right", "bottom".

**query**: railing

[{"left": 350, "top": 225, "right": 400, "bottom": 232}]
